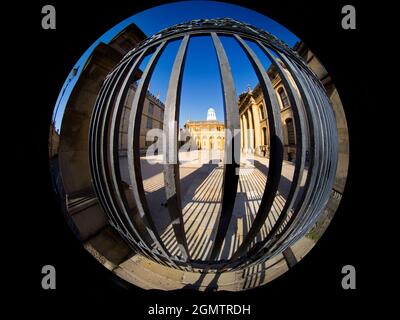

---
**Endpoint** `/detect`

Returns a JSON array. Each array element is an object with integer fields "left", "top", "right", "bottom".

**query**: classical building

[
  {"left": 118, "top": 84, "right": 165, "bottom": 156},
  {"left": 237, "top": 41, "right": 349, "bottom": 240},
  {"left": 238, "top": 65, "right": 299, "bottom": 161},
  {"left": 57, "top": 23, "right": 147, "bottom": 197},
  {"left": 184, "top": 108, "right": 225, "bottom": 150}
]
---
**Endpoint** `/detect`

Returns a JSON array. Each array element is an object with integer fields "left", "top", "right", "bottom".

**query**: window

[
  {"left": 262, "top": 127, "right": 267, "bottom": 145},
  {"left": 278, "top": 87, "right": 290, "bottom": 109},
  {"left": 259, "top": 105, "right": 265, "bottom": 119},
  {"left": 286, "top": 118, "right": 295, "bottom": 145},
  {"left": 148, "top": 102, "right": 154, "bottom": 115},
  {"left": 146, "top": 117, "right": 152, "bottom": 129}
]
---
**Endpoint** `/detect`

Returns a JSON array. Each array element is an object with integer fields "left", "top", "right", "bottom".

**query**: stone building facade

[
  {"left": 57, "top": 23, "right": 147, "bottom": 197},
  {"left": 238, "top": 41, "right": 349, "bottom": 174},
  {"left": 238, "top": 64, "right": 299, "bottom": 161},
  {"left": 184, "top": 108, "right": 225, "bottom": 150},
  {"left": 118, "top": 84, "right": 165, "bottom": 156},
  {"left": 52, "top": 23, "right": 148, "bottom": 266}
]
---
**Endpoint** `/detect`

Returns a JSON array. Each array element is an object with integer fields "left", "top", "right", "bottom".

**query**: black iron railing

[{"left": 89, "top": 18, "right": 338, "bottom": 271}]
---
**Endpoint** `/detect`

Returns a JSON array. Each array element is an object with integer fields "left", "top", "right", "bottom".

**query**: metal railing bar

[
  {"left": 126, "top": 41, "right": 181, "bottom": 268},
  {"left": 108, "top": 48, "right": 169, "bottom": 265},
  {"left": 207, "top": 32, "right": 241, "bottom": 262},
  {"left": 163, "top": 35, "right": 192, "bottom": 263},
  {"left": 223, "top": 34, "right": 284, "bottom": 265}
]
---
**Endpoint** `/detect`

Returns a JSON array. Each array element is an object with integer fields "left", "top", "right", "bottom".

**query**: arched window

[
  {"left": 262, "top": 127, "right": 267, "bottom": 145},
  {"left": 278, "top": 87, "right": 290, "bottom": 109},
  {"left": 286, "top": 118, "right": 295, "bottom": 145},
  {"left": 259, "top": 104, "right": 265, "bottom": 120}
]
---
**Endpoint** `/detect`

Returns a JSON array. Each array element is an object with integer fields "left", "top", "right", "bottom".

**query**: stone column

[
  {"left": 242, "top": 113, "right": 248, "bottom": 152},
  {"left": 250, "top": 99, "right": 261, "bottom": 156},
  {"left": 247, "top": 108, "right": 254, "bottom": 150},
  {"left": 240, "top": 115, "right": 244, "bottom": 151}
]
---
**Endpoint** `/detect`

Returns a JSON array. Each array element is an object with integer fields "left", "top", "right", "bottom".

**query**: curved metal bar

[
  {"left": 262, "top": 54, "right": 321, "bottom": 254},
  {"left": 163, "top": 35, "right": 191, "bottom": 262},
  {"left": 246, "top": 56, "right": 337, "bottom": 267},
  {"left": 225, "top": 34, "right": 284, "bottom": 264},
  {"left": 282, "top": 70, "right": 332, "bottom": 240},
  {"left": 234, "top": 54, "right": 324, "bottom": 269},
  {"left": 87, "top": 18, "right": 341, "bottom": 272},
  {"left": 227, "top": 38, "right": 309, "bottom": 266},
  {"left": 207, "top": 32, "right": 241, "bottom": 262},
  {"left": 126, "top": 41, "right": 180, "bottom": 268},
  {"left": 107, "top": 48, "right": 170, "bottom": 265},
  {"left": 89, "top": 59, "right": 134, "bottom": 237},
  {"left": 124, "top": 18, "right": 310, "bottom": 73},
  {"left": 292, "top": 75, "right": 338, "bottom": 234},
  {"left": 89, "top": 55, "right": 160, "bottom": 259},
  {"left": 234, "top": 42, "right": 314, "bottom": 260}
]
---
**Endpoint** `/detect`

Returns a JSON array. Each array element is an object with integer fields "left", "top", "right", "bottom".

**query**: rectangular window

[
  {"left": 148, "top": 102, "right": 154, "bottom": 115},
  {"left": 279, "top": 89, "right": 290, "bottom": 108},
  {"left": 146, "top": 117, "right": 152, "bottom": 129}
]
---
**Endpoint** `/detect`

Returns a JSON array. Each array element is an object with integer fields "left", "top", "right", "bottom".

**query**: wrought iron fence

[{"left": 88, "top": 18, "right": 338, "bottom": 272}]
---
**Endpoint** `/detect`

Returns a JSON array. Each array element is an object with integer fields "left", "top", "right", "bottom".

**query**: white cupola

[{"left": 207, "top": 107, "right": 217, "bottom": 121}]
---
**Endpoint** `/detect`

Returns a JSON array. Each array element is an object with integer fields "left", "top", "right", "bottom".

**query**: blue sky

[{"left": 52, "top": 1, "right": 300, "bottom": 130}]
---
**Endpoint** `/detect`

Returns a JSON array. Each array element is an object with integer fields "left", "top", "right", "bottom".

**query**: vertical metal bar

[
  {"left": 108, "top": 48, "right": 170, "bottom": 265},
  {"left": 282, "top": 247, "right": 297, "bottom": 268},
  {"left": 236, "top": 50, "right": 337, "bottom": 269},
  {"left": 87, "top": 21, "right": 342, "bottom": 272},
  {"left": 89, "top": 59, "right": 133, "bottom": 237},
  {"left": 291, "top": 74, "right": 337, "bottom": 236},
  {"left": 279, "top": 68, "right": 330, "bottom": 242},
  {"left": 225, "top": 35, "right": 284, "bottom": 263},
  {"left": 231, "top": 39, "right": 309, "bottom": 261},
  {"left": 163, "top": 35, "right": 191, "bottom": 262},
  {"left": 246, "top": 58, "right": 324, "bottom": 267},
  {"left": 261, "top": 54, "right": 321, "bottom": 256},
  {"left": 91, "top": 54, "right": 158, "bottom": 260},
  {"left": 249, "top": 56, "right": 336, "bottom": 265},
  {"left": 208, "top": 32, "right": 240, "bottom": 262},
  {"left": 127, "top": 41, "right": 180, "bottom": 268},
  {"left": 100, "top": 58, "right": 139, "bottom": 238}
]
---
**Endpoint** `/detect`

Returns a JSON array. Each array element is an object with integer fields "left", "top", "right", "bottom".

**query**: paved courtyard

[{"left": 118, "top": 150, "right": 308, "bottom": 261}]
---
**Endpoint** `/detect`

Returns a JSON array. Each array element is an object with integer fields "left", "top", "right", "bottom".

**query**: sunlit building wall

[
  {"left": 184, "top": 108, "right": 225, "bottom": 150},
  {"left": 119, "top": 85, "right": 165, "bottom": 156}
]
